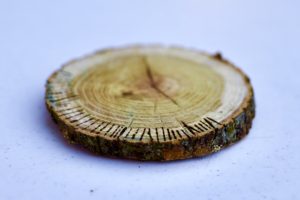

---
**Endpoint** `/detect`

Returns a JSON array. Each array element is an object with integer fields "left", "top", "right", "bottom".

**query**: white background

[{"left": 0, "top": 0, "right": 299, "bottom": 199}]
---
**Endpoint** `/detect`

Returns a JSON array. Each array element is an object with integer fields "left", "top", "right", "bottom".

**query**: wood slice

[{"left": 45, "top": 45, "right": 255, "bottom": 161}]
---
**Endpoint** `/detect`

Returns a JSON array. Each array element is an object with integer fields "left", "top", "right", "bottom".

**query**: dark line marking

[
  {"left": 65, "top": 111, "right": 84, "bottom": 119},
  {"left": 99, "top": 122, "right": 111, "bottom": 132},
  {"left": 176, "top": 130, "right": 183, "bottom": 138},
  {"left": 75, "top": 117, "right": 92, "bottom": 126},
  {"left": 124, "top": 128, "right": 132, "bottom": 138},
  {"left": 105, "top": 124, "right": 118, "bottom": 135},
  {"left": 91, "top": 122, "right": 103, "bottom": 133},
  {"left": 155, "top": 128, "right": 159, "bottom": 142},
  {"left": 84, "top": 119, "right": 98, "bottom": 130},
  {"left": 207, "top": 117, "right": 223, "bottom": 126},
  {"left": 110, "top": 126, "right": 120, "bottom": 137},
  {"left": 200, "top": 120, "right": 211, "bottom": 129},
  {"left": 113, "top": 127, "right": 122, "bottom": 138},
  {"left": 58, "top": 109, "right": 83, "bottom": 117},
  {"left": 147, "top": 128, "right": 153, "bottom": 142},
  {"left": 181, "top": 129, "right": 191, "bottom": 139},
  {"left": 162, "top": 128, "right": 166, "bottom": 141},
  {"left": 131, "top": 128, "right": 139, "bottom": 139},
  {"left": 110, "top": 126, "right": 121, "bottom": 137},
  {"left": 111, "top": 126, "right": 122, "bottom": 137},
  {"left": 197, "top": 122, "right": 209, "bottom": 131},
  {"left": 75, "top": 116, "right": 92, "bottom": 126},
  {"left": 70, "top": 114, "right": 89, "bottom": 123},
  {"left": 167, "top": 129, "right": 172, "bottom": 140},
  {"left": 194, "top": 124, "right": 205, "bottom": 132},
  {"left": 59, "top": 109, "right": 83, "bottom": 117},
  {"left": 63, "top": 111, "right": 82, "bottom": 118},
  {"left": 116, "top": 127, "right": 127, "bottom": 138},
  {"left": 171, "top": 130, "right": 177, "bottom": 140},
  {"left": 104, "top": 124, "right": 115, "bottom": 136},
  {"left": 181, "top": 121, "right": 196, "bottom": 135},
  {"left": 204, "top": 118, "right": 216, "bottom": 129},
  {"left": 140, "top": 128, "right": 146, "bottom": 141}
]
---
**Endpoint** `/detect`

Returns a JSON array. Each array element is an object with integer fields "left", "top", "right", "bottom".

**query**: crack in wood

[{"left": 144, "top": 57, "right": 179, "bottom": 106}]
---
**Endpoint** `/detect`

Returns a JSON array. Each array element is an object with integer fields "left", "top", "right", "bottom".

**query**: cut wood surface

[{"left": 45, "top": 45, "right": 255, "bottom": 161}]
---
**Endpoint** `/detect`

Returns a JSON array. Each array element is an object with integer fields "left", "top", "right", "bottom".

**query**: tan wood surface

[{"left": 45, "top": 45, "right": 255, "bottom": 161}]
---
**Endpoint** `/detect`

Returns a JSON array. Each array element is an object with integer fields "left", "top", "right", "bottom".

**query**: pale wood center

[{"left": 72, "top": 55, "right": 224, "bottom": 128}]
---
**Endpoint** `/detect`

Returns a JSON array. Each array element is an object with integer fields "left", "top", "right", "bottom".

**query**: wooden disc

[{"left": 46, "top": 45, "right": 255, "bottom": 161}]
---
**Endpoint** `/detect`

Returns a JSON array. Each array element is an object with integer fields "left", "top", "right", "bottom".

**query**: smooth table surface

[{"left": 0, "top": 1, "right": 299, "bottom": 199}]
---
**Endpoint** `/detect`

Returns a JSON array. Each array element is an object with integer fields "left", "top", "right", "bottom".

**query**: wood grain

[{"left": 45, "top": 45, "right": 255, "bottom": 161}]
